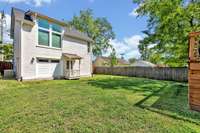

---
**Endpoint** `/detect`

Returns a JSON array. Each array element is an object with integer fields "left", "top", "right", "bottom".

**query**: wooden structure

[
  {"left": 189, "top": 32, "right": 200, "bottom": 112},
  {"left": 94, "top": 67, "right": 188, "bottom": 82},
  {"left": 63, "top": 53, "right": 81, "bottom": 79},
  {"left": 0, "top": 61, "right": 13, "bottom": 75}
]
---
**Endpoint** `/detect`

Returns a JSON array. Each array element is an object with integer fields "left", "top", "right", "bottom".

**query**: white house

[{"left": 11, "top": 8, "right": 93, "bottom": 80}]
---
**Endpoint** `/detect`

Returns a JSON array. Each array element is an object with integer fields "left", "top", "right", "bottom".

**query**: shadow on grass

[{"left": 88, "top": 76, "right": 200, "bottom": 125}]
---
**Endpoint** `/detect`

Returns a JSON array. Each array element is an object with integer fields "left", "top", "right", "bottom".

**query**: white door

[{"left": 36, "top": 59, "right": 60, "bottom": 78}]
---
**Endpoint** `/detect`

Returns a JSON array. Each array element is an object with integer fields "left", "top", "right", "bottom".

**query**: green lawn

[{"left": 0, "top": 75, "right": 200, "bottom": 133}]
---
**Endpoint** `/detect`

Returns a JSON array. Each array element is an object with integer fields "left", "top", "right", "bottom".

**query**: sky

[{"left": 0, "top": 0, "right": 147, "bottom": 59}]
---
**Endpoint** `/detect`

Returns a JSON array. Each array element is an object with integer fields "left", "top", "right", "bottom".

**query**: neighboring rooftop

[
  {"left": 131, "top": 60, "right": 156, "bottom": 67},
  {"left": 94, "top": 56, "right": 130, "bottom": 67}
]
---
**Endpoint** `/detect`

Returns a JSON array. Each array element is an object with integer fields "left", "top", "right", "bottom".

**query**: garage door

[{"left": 36, "top": 59, "right": 61, "bottom": 78}]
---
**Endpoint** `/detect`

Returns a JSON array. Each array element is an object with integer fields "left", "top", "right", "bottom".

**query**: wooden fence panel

[
  {"left": 94, "top": 67, "right": 188, "bottom": 82},
  {"left": 0, "top": 61, "right": 13, "bottom": 75}
]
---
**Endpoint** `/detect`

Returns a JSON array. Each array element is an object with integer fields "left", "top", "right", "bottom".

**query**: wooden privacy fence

[
  {"left": 94, "top": 67, "right": 188, "bottom": 82},
  {"left": 0, "top": 61, "right": 13, "bottom": 75}
]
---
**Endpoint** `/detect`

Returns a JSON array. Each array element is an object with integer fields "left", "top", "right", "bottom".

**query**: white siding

[
  {"left": 62, "top": 36, "right": 92, "bottom": 77},
  {"left": 14, "top": 13, "right": 92, "bottom": 80}
]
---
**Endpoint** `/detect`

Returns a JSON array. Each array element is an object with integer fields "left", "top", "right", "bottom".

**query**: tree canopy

[
  {"left": 69, "top": 9, "right": 115, "bottom": 56},
  {"left": 0, "top": 44, "right": 13, "bottom": 61},
  {"left": 133, "top": 0, "right": 200, "bottom": 67},
  {"left": 129, "top": 57, "right": 137, "bottom": 64}
]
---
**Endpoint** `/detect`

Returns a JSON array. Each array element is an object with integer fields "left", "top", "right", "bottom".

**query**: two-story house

[{"left": 11, "top": 8, "right": 93, "bottom": 80}]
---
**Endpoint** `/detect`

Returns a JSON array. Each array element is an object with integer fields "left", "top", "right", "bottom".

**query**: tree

[
  {"left": 69, "top": 9, "right": 115, "bottom": 56},
  {"left": 133, "top": 0, "right": 200, "bottom": 67},
  {"left": 129, "top": 57, "right": 136, "bottom": 64},
  {"left": 0, "top": 44, "right": 13, "bottom": 61},
  {"left": 109, "top": 48, "right": 118, "bottom": 67}
]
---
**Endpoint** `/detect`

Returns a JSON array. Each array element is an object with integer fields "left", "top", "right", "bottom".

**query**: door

[{"left": 36, "top": 59, "right": 60, "bottom": 78}]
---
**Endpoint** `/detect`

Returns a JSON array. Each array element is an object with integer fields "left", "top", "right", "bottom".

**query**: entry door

[{"left": 66, "top": 61, "right": 73, "bottom": 70}]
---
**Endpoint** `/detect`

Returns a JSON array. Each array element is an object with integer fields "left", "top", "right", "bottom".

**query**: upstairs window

[
  {"left": 52, "top": 33, "right": 61, "bottom": 48},
  {"left": 52, "top": 23, "right": 62, "bottom": 33},
  {"left": 38, "top": 29, "right": 49, "bottom": 46},
  {"left": 38, "top": 19, "right": 49, "bottom": 29},
  {"left": 37, "top": 18, "right": 62, "bottom": 48}
]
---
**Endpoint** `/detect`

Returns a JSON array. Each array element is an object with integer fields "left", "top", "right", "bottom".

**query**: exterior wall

[
  {"left": 13, "top": 20, "right": 22, "bottom": 79},
  {"left": 62, "top": 36, "right": 92, "bottom": 77},
  {"left": 14, "top": 14, "right": 92, "bottom": 80}
]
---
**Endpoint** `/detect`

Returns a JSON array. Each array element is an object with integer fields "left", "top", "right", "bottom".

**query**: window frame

[
  {"left": 51, "top": 60, "right": 60, "bottom": 63},
  {"left": 37, "top": 58, "right": 49, "bottom": 63},
  {"left": 38, "top": 29, "right": 50, "bottom": 46},
  {"left": 37, "top": 18, "right": 63, "bottom": 49},
  {"left": 51, "top": 31, "right": 62, "bottom": 49}
]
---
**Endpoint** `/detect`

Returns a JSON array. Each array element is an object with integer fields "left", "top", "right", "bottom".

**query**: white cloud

[
  {"left": 104, "top": 35, "right": 143, "bottom": 59},
  {"left": 0, "top": 0, "right": 53, "bottom": 6},
  {"left": 129, "top": 8, "right": 138, "bottom": 17}
]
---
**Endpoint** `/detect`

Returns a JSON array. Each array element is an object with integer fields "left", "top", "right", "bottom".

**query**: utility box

[
  {"left": 189, "top": 32, "right": 200, "bottom": 112},
  {"left": 4, "top": 69, "right": 14, "bottom": 79}
]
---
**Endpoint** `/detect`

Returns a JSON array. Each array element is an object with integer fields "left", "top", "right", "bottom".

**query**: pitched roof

[
  {"left": 11, "top": 7, "right": 93, "bottom": 42},
  {"left": 63, "top": 53, "right": 82, "bottom": 60}
]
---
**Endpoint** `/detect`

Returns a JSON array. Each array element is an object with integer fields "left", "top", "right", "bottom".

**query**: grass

[{"left": 0, "top": 75, "right": 200, "bottom": 133}]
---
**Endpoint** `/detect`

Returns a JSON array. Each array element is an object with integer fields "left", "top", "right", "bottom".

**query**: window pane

[
  {"left": 38, "top": 19, "right": 49, "bottom": 29},
  {"left": 52, "top": 23, "right": 62, "bottom": 33},
  {"left": 52, "top": 33, "right": 61, "bottom": 48},
  {"left": 38, "top": 59, "right": 49, "bottom": 63},
  {"left": 51, "top": 60, "right": 60, "bottom": 63},
  {"left": 38, "top": 29, "right": 49, "bottom": 46}
]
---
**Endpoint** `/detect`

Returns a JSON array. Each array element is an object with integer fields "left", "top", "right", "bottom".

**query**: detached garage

[{"left": 36, "top": 58, "right": 61, "bottom": 79}]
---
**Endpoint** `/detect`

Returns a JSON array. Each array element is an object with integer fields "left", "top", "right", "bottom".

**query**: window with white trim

[{"left": 38, "top": 18, "right": 62, "bottom": 48}]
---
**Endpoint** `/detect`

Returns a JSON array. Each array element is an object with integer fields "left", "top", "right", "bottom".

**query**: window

[
  {"left": 87, "top": 43, "right": 90, "bottom": 53},
  {"left": 52, "top": 33, "right": 61, "bottom": 48},
  {"left": 52, "top": 23, "right": 62, "bottom": 33},
  {"left": 38, "top": 29, "right": 49, "bottom": 46},
  {"left": 38, "top": 18, "right": 62, "bottom": 48},
  {"left": 38, "top": 19, "right": 49, "bottom": 29},
  {"left": 66, "top": 61, "right": 70, "bottom": 69},
  {"left": 38, "top": 59, "right": 49, "bottom": 63},
  {"left": 51, "top": 60, "right": 60, "bottom": 63},
  {"left": 66, "top": 61, "right": 73, "bottom": 69}
]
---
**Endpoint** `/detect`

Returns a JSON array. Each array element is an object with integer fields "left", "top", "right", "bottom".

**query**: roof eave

[{"left": 28, "top": 11, "right": 68, "bottom": 27}]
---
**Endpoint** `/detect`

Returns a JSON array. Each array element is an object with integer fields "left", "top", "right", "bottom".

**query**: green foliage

[
  {"left": 69, "top": 9, "right": 115, "bottom": 56},
  {"left": 0, "top": 44, "right": 13, "bottom": 61},
  {"left": 133, "top": 0, "right": 200, "bottom": 67},
  {"left": 129, "top": 57, "right": 137, "bottom": 64},
  {"left": 109, "top": 48, "right": 118, "bottom": 67}
]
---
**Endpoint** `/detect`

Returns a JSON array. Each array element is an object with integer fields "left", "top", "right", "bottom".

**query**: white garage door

[{"left": 36, "top": 59, "right": 61, "bottom": 78}]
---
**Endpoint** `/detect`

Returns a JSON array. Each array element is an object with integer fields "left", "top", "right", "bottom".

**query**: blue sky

[{"left": 0, "top": 0, "right": 147, "bottom": 59}]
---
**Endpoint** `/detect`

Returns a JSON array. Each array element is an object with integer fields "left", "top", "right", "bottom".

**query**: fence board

[
  {"left": 94, "top": 67, "right": 188, "bottom": 82},
  {"left": 0, "top": 61, "right": 13, "bottom": 75}
]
